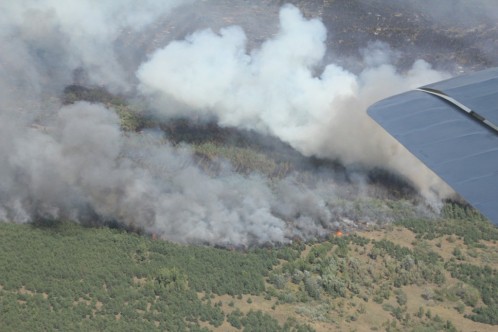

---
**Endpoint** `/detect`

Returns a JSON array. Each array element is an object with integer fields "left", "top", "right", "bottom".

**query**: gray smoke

[
  {"left": 0, "top": 0, "right": 193, "bottom": 95},
  {"left": 2, "top": 100, "right": 429, "bottom": 245},
  {"left": 2, "top": 1, "right": 483, "bottom": 246}
]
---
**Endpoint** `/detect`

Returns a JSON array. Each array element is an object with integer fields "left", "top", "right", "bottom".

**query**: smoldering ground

[{"left": 1, "top": 1, "right": 494, "bottom": 246}]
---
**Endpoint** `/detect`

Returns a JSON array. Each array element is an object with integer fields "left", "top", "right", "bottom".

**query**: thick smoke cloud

[
  {"left": 138, "top": 5, "right": 453, "bottom": 203},
  {"left": 0, "top": 102, "right": 287, "bottom": 244},
  {"left": 2, "top": 100, "right": 427, "bottom": 245},
  {"left": 1, "top": 1, "right": 457, "bottom": 246}
]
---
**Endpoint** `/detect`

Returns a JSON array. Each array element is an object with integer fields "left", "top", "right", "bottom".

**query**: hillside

[
  {"left": 1, "top": 210, "right": 497, "bottom": 331},
  {"left": 2, "top": 1, "right": 498, "bottom": 331}
]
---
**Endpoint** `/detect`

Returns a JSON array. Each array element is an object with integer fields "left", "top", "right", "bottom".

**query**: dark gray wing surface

[{"left": 367, "top": 68, "right": 498, "bottom": 225}]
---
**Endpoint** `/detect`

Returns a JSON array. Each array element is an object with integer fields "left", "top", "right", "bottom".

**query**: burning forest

[{"left": 1, "top": 0, "right": 498, "bottom": 246}]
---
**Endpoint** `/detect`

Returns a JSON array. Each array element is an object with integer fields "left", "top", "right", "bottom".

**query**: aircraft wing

[{"left": 367, "top": 67, "right": 498, "bottom": 225}]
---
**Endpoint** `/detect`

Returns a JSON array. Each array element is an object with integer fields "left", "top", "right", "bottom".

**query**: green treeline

[
  {"left": 446, "top": 262, "right": 498, "bottom": 324},
  {"left": 0, "top": 217, "right": 497, "bottom": 330},
  {"left": 0, "top": 221, "right": 298, "bottom": 331},
  {"left": 397, "top": 206, "right": 498, "bottom": 245}
]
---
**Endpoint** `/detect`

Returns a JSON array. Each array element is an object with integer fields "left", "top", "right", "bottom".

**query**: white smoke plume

[
  {"left": 0, "top": 1, "right": 461, "bottom": 246},
  {"left": 138, "top": 5, "right": 453, "bottom": 203}
]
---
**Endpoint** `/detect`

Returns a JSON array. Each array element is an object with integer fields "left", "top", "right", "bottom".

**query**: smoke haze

[{"left": 2, "top": 1, "right": 493, "bottom": 245}]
